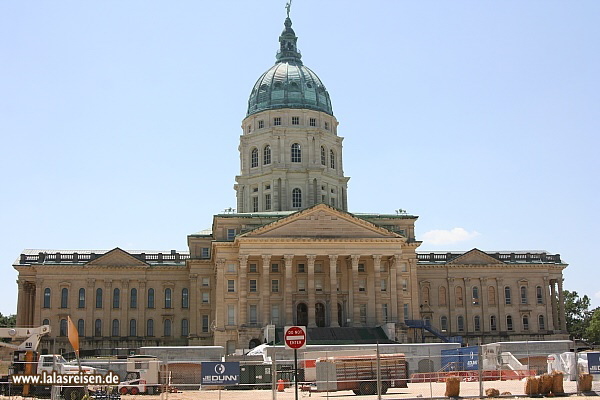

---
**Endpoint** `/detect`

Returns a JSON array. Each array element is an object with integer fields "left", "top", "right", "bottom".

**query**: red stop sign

[{"left": 284, "top": 326, "right": 306, "bottom": 350}]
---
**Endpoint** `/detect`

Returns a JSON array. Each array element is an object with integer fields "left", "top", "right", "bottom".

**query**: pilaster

[
  {"left": 307, "top": 255, "right": 316, "bottom": 327},
  {"left": 329, "top": 255, "right": 339, "bottom": 327}
]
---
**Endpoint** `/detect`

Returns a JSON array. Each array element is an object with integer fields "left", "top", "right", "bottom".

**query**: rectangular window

[
  {"left": 274, "top": 117, "right": 281, "bottom": 126},
  {"left": 227, "top": 305, "right": 235, "bottom": 325},
  {"left": 298, "top": 279, "right": 306, "bottom": 292},
  {"left": 403, "top": 303, "right": 409, "bottom": 321},
  {"left": 402, "top": 279, "right": 408, "bottom": 291},
  {"left": 359, "top": 278, "right": 366, "bottom": 292},
  {"left": 271, "top": 263, "right": 279, "bottom": 273},
  {"left": 315, "top": 279, "right": 323, "bottom": 292},
  {"left": 202, "top": 315, "right": 209, "bottom": 333},
  {"left": 202, "top": 292, "right": 209, "bottom": 304},
  {"left": 402, "top": 263, "right": 408, "bottom": 272},
  {"left": 249, "top": 263, "right": 257, "bottom": 273},
  {"left": 249, "top": 279, "right": 257, "bottom": 293},
  {"left": 246, "top": 124, "right": 251, "bottom": 134},
  {"left": 265, "top": 194, "right": 271, "bottom": 211},
  {"left": 227, "top": 229, "right": 236, "bottom": 240},
  {"left": 227, "top": 280, "right": 235, "bottom": 292},
  {"left": 314, "top": 263, "right": 323, "bottom": 273},
  {"left": 292, "top": 116, "right": 299, "bottom": 125},
  {"left": 505, "top": 287, "right": 512, "bottom": 305},
  {"left": 258, "top": 120, "right": 264, "bottom": 129},
  {"left": 359, "top": 304, "right": 367, "bottom": 324},
  {"left": 227, "top": 263, "right": 236, "bottom": 273},
  {"left": 309, "top": 118, "right": 316, "bottom": 127},
  {"left": 201, "top": 247, "right": 210, "bottom": 258},
  {"left": 297, "top": 263, "right": 305, "bottom": 273},
  {"left": 382, "top": 304, "right": 389, "bottom": 322},
  {"left": 252, "top": 196, "right": 259, "bottom": 212},
  {"left": 271, "top": 305, "right": 280, "bottom": 325},
  {"left": 330, "top": 198, "right": 336, "bottom": 207},
  {"left": 202, "top": 277, "right": 210, "bottom": 287},
  {"left": 271, "top": 280, "right": 279, "bottom": 293},
  {"left": 358, "top": 263, "right": 365, "bottom": 273},
  {"left": 537, "top": 286, "right": 543, "bottom": 304},
  {"left": 324, "top": 122, "right": 329, "bottom": 130},
  {"left": 249, "top": 305, "right": 258, "bottom": 325},
  {"left": 381, "top": 279, "right": 388, "bottom": 292}
]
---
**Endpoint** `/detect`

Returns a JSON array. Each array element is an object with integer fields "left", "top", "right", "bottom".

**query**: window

[
  {"left": 251, "top": 148, "right": 258, "bottom": 168},
  {"left": 331, "top": 198, "right": 336, "bottom": 207},
  {"left": 315, "top": 263, "right": 323, "bottom": 273},
  {"left": 164, "top": 288, "right": 172, "bottom": 308},
  {"left": 61, "top": 288, "right": 68, "bottom": 308},
  {"left": 271, "top": 263, "right": 279, "bottom": 273},
  {"left": 330, "top": 150, "right": 335, "bottom": 169},
  {"left": 43, "top": 288, "right": 51, "bottom": 308},
  {"left": 474, "top": 315, "right": 481, "bottom": 331},
  {"left": 324, "top": 122, "right": 329, "bottom": 130},
  {"left": 490, "top": 315, "right": 497, "bottom": 331},
  {"left": 381, "top": 279, "right": 388, "bottom": 292},
  {"left": 271, "top": 305, "right": 280, "bottom": 325},
  {"left": 507, "top": 315, "right": 513, "bottom": 331},
  {"left": 439, "top": 286, "right": 447, "bottom": 306},
  {"left": 164, "top": 319, "right": 172, "bottom": 337},
  {"left": 252, "top": 196, "right": 259, "bottom": 212},
  {"left": 227, "top": 229, "right": 236, "bottom": 240},
  {"left": 129, "top": 288, "right": 137, "bottom": 308},
  {"left": 201, "top": 247, "right": 210, "bottom": 258},
  {"left": 249, "top": 263, "right": 257, "bottom": 273},
  {"left": 271, "top": 280, "right": 279, "bottom": 293},
  {"left": 456, "top": 286, "right": 464, "bottom": 307},
  {"left": 249, "top": 305, "right": 258, "bottom": 325},
  {"left": 315, "top": 279, "right": 323, "bottom": 291},
  {"left": 505, "top": 286, "right": 511, "bottom": 305},
  {"left": 359, "top": 304, "right": 367, "bottom": 324},
  {"left": 520, "top": 286, "right": 528, "bottom": 304},
  {"left": 94, "top": 319, "right": 102, "bottom": 337},
  {"left": 227, "top": 305, "right": 235, "bottom": 325},
  {"left": 148, "top": 288, "right": 155, "bottom": 308},
  {"left": 202, "top": 315, "right": 209, "bottom": 333},
  {"left": 78, "top": 288, "right": 85, "bottom": 308},
  {"left": 292, "top": 116, "right": 299, "bottom": 125},
  {"left": 523, "top": 315, "right": 529, "bottom": 331},
  {"left": 457, "top": 316, "right": 465, "bottom": 332},
  {"left": 359, "top": 279, "right": 366, "bottom": 292},
  {"left": 113, "top": 288, "right": 120, "bottom": 309},
  {"left": 297, "top": 263, "right": 305, "bottom": 273},
  {"left": 43, "top": 318, "right": 49, "bottom": 326},
  {"left": 263, "top": 145, "right": 271, "bottom": 165},
  {"left": 129, "top": 319, "right": 137, "bottom": 336},
  {"left": 422, "top": 286, "right": 430, "bottom": 304},
  {"left": 77, "top": 319, "right": 85, "bottom": 337},
  {"left": 265, "top": 194, "right": 271, "bottom": 210},
  {"left": 291, "top": 143, "right": 301, "bottom": 162},
  {"left": 403, "top": 303, "right": 409, "bottom": 321},
  {"left": 472, "top": 286, "right": 479, "bottom": 305},
  {"left": 320, "top": 146, "right": 326, "bottom": 165},
  {"left": 274, "top": 117, "right": 281, "bottom": 126},
  {"left": 292, "top": 188, "right": 302, "bottom": 208},
  {"left": 202, "top": 292, "right": 209, "bottom": 303},
  {"left": 147, "top": 319, "right": 154, "bottom": 337},
  {"left": 298, "top": 279, "right": 306, "bottom": 292},
  {"left": 112, "top": 319, "right": 120, "bottom": 337},
  {"left": 539, "top": 315, "right": 545, "bottom": 330},
  {"left": 358, "top": 263, "right": 365, "bottom": 272},
  {"left": 310, "top": 118, "right": 316, "bottom": 127},
  {"left": 383, "top": 304, "right": 389, "bottom": 322},
  {"left": 202, "top": 277, "right": 210, "bottom": 287},
  {"left": 181, "top": 319, "right": 189, "bottom": 337},
  {"left": 402, "top": 279, "right": 408, "bottom": 291},
  {"left": 488, "top": 286, "right": 496, "bottom": 306},
  {"left": 182, "top": 288, "right": 189, "bottom": 308},
  {"left": 249, "top": 279, "right": 257, "bottom": 292},
  {"left": 228, "top": 280, "right": 235, "bottom": 292},
  {"left": 440, "top": 316, "right": 448, "bottom": 332},
  {"left": 536, "top": 286, "right": 543, "bottom": 304}
]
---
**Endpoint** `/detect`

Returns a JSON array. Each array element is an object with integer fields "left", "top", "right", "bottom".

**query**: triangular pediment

[
  {"left": 241, "top": 204, "right": 402, "bottom": 240},
  {"left": 448, "top": 248, "right": 505, "bottom": 265},
  {"left": 85, "top": 248, "right": 148, "bottom": 267}
]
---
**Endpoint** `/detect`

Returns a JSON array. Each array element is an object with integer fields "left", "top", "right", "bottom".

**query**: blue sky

[{"left": 1, "top": 1, "right": 598, "bottom": 316}]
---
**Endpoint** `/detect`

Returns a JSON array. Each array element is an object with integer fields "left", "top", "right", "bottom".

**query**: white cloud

[{"left": 421, "top": 227, "right": 480, "bottom": 245}]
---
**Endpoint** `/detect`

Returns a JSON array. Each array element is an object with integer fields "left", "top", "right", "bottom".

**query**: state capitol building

[{"left": 13, "top": 10, "right": 568, "bottom": 355}]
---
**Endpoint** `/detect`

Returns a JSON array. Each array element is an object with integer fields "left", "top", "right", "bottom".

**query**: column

[
  {"left": 34, "top": 280, "right": 43, "bottom": 326},
  {"left": 373, "top": 255, "right": 382, "bottom": 324},
  {"left": 261, "top": 255, "right": 271, "bottom": 325},
  {"left": 23, "top": 283, "right": 31, "bottom": 327},
  {"left": 104, "top": 280, "right": 112, "bottom": 336},
  {"left": 496, "top": 278, "right": 505, "bottom": 331},
  {"left": 86, "top": 279, "right": 95, "bottom": 336},
  {"left": 215, "top": 260, "right": 225, "bottom": 330},
  {"left": 329, "top": 255, "right": 339, "bottom": 327},
  {"left": 284, "top": 255, "right": 294, "bottom": 325},
  {"left": 350, "top": 255, "right": 360, "bottom": 326},
  {"left": 464, "top": 278, "right": 471, "bottom": 334},
  {"left": 16, "top": 280, "right": 25, "bottom": 326},
  {"left": 543, "top": 277, "right": 554, "bottom": 331},
  {"left": 550, "top": 280, "right": 558, "bottom": 331},
  {"left": 307, "top": 255, "right": 317, "bottom": 327},
  {"left": 558, "top": 278, "right": 566, "bottom": 331},
  {"left": 239, "top": 255, "right": 248, "bottom": 325},
  {"left": 390, "top": 256, "right": 399, "bottom": 322},
  {"left": 188, "top": 275, "right": 198, "bottom": 336},
  {"left": 139, "top": 280, "right": 147, "bottom": 336}
]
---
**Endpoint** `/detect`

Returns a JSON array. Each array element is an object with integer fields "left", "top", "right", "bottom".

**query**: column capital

[
  {"left": 138, "top": 280, "right": 147, "bottom": 289},
  {"left": 261, "top": 254, "right": 272, "bottom": 263},
  {"left": 372, "top": 255, "right": 382, "bottom": 263},
  {"left": 350, "top": 255, "right": 360, "bottom": 264},
  {"left": 284, "top": 254, "right": 294, "bottom": 263},
  {"left": 86, "top": 278, "right": 95, "bottom": 287},
  {"left": 328, "top": 254, "right": 338, "bottom": 262},
  {"left": 122, "top": 279, "right": 130, "bottom": 289},
  {"left": 189, "top": 273, "right": 198, "bottom": 280},
  {"left": 307, "top": 255, "right": 317, "bottom": 263},
  {"left": 104, "top": 279, "right": 113, "bottom": 289},
  {"left": 238, "top": 255, "right": 249, "bottom": 264},
  {"left": 216, "top": 259, "right": 226, "bottom": 267}
]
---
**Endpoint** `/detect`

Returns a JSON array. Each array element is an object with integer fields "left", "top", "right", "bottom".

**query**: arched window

[
  {"left": 43, "top": 288, "right": 51, "bottom": 308},
  {"left": 182, "top": 288, "right": 189, "bottom": 309},
  {"left": 181, "top": 319, "right": 189, "bottom": 337},
  {"left": 59, "top": 319, "right": 67, "bottom": 336},
  {"left": 474, "top": 315, "right": 481, "bottom": 331},
  {"left": 320, "top": 146, "right": 326, "bottom": 165},
  {"left": 42, "top": 318, "right": 50, "bottom": 326},
  {"left": 422, "top": 286, "right": 430, "bottom": 305},
  {"left": 129, "top": 319, "right": 137, "bottom": 336},
  {"left": 164, "top": 319, "right": 172, "bottom": 337},
  {"left": 330, "top": 150, "right": 335, "bottom": 169},
  {"left": 77, "top": 319, "right": 85, "bottom": 337},
  {"left": 165, "top": 288, "right": 172, "bottom": 309},
  {"left": 506, "top": 315, "right": 513, "bottom": 331},
  {"left": 95, "top": 288, "right": 103, "bottom": 309},
  {"left": 78, "top": 288, "right": 85, "bottom": 308},
  {"left": 263, "top": 145, "right": 271, "bottom": 165},
  {"left": 488, "top": 286, "right": 496, "bottom": 305},
  {"left": 291, "top": 143, "right": 301, "bottom": 162},
  {"left": 522, "top": 315, "right": 529, "bottom": 331},
  {"left": 94, "top": 319, "right": 102, "bottom": 337},
  {"left": 538, "top": 315, "right": 545, "bottom": 330},
  {"left": 457, "top": 316, "right": 465, "bottom": 332},
  {"left": 490, "top": 315, "right": 497, "bottom": 331},
  {"left": 455, "top": 286, "right": 464, "bottom": 307},
  {"left": 148, "top": 288, "right": 155, "bottom": 308},
  {"left": 111, "top": 319, "right": 120, "bottom": 337},
  {"left": 440, "top": 316, "right": 448, "bottom": 332},
  {"left": 520, "top": 286, "right": 528, "bottom": 304},
  {"left": 292, "top": 188, "right": 302, "bottom": 208},
  {"left": 130, "top": 288, "right": 137, "bottom": 308},
  {"left": 60, "top": 288, "right": 68, "bottom": 308},
  {"left": 147, "top": 319, "right": 154, "bottom": 337},
  {"left": 251, "top": 148, "right": 258, "bottom": 168},
  {"left": 472, "top": 286, "right": 479, "bottom": 305},
  {"left": 504, "top": 286, "right": 511, "bottom": 305},
  {"left": 113, "top": 288, "right": 120, "bottom": 309},
  {"left": 438, "top": 286, "right": 447, "bottom": 306}
]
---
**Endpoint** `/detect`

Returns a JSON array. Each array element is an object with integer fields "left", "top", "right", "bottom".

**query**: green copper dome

[{"left": 246, "top": 17, "right": 333, "bottom": 117}]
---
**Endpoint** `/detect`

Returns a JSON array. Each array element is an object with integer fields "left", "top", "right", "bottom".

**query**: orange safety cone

[{"left": 277, "top": 379, "right": 285, "bottom": 392}]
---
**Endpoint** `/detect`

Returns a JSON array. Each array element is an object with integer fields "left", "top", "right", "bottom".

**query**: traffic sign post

[{"left": 284, "top": 326, "right": 306, "bottom": 400}]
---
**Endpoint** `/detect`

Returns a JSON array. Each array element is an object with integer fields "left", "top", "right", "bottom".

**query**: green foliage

[
  {"left": 564, "top": 290, "right": 593, "bottom": 339},
  {"left": 0, "top": 313, "right": 16, "bottom": 327},
  {"left": 585, "top": 308, "right": 600, "bottom": 344}
]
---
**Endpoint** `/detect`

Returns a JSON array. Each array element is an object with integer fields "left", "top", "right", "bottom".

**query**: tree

[
  {"left": 585, "top": 308, "right": 600, "bottom": 344},
  {"left": 564, "top": 290, "right": 592, "bottom": 339},
  {"left": 0, "top": 313, "right": 16, "bottom": 327}
]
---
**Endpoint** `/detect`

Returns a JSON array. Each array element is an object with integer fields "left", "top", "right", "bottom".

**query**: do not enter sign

[{"left": 284, "top": 325, "right": 307, "bottom": 350}]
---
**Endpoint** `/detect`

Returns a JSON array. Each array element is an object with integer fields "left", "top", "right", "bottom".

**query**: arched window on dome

[
  {"left": 292, "top": 188, "right": 302, "bottom": 208},
  {"left": 320, "top": 146, "right": 326, "bottom": 165},
  {"left": 263, "top": 145, "right": 271, "bottom": 165},
  {"left": 251, "top": 148, "right": 258, "bottom": 168},
  {"left": 330, "top": 150, "right": 335, "bottom": 169},
  {"left": 291, "top": 143, "right": 301, "bottom": 163}
]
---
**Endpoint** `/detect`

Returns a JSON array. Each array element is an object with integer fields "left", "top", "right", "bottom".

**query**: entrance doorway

[
  {"left": 296, "top": 303, "right": 308, "bottom": 326},
  {"left": 337, "top": 303, "right": 343, "bottom": 327},
  {"left": 315, "top": 303, "right": 326, "bottom": 327}
]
